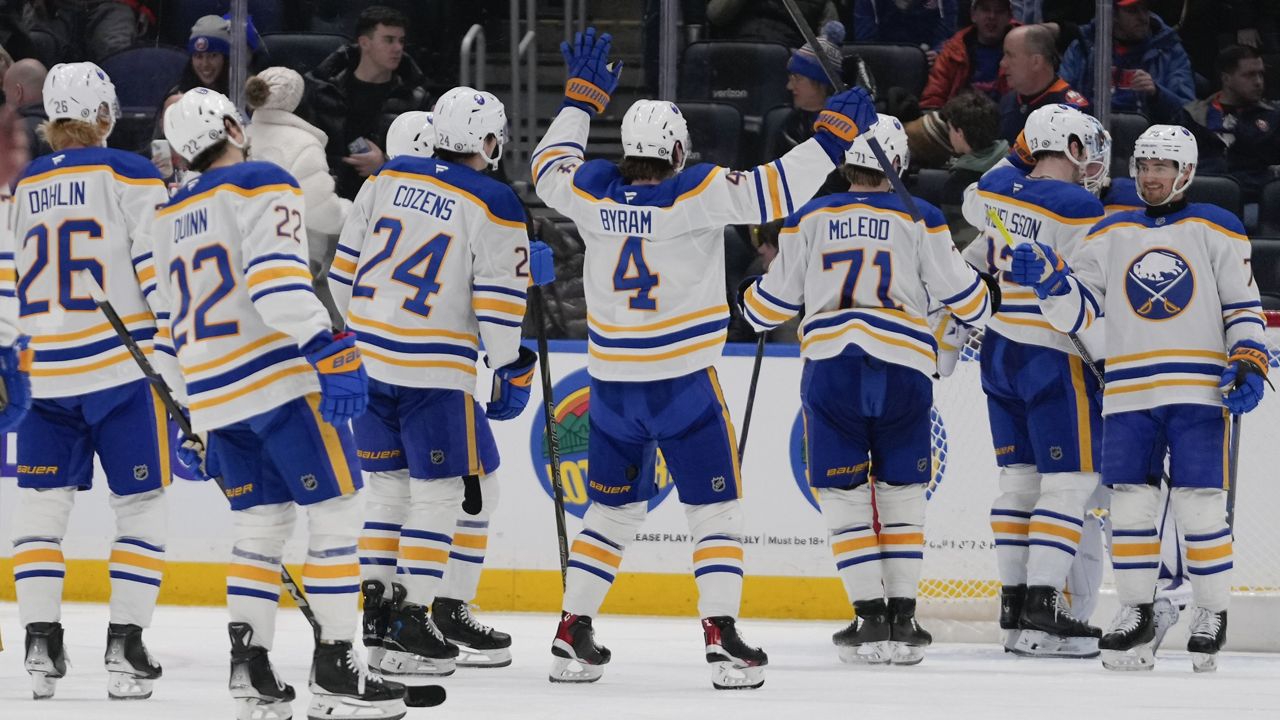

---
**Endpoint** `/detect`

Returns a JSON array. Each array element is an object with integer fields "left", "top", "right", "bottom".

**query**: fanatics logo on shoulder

[
  {"left": 1125, "top": 248, "right": 1194, "bottom": 321},
  {"left": 52, "top": 155, "right": 65, "bottom": 166},
  {"left": 624, "top": 191, "right": 637, "bottom": 203}
]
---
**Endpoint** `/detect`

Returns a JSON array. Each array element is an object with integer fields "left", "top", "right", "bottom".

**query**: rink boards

[{"left": 2, "top": 341, "right": 1278, "bottom": 648}]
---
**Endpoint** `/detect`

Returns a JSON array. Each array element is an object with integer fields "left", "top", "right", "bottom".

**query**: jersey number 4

[
  {"left": 352, "top": 217, "right": 451, "bottom": 318},
  {"left": 613, "top": 236, "right": 659, "bottom": 310},
  {"left": 822, "top": 249, "right": 899, "bottom": 310}
]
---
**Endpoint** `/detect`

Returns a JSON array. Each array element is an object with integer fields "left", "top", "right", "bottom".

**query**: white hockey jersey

[
  {"left": 329, "top": 156, "right": 529, "bottom": 395},
  {"left": 1037, "top": 204, "right": 1265, "bottom": 415},
  {"left": 961, "top": 165, "right": 1105, "bottom": 356},
  {"left": 743, "top": 192, "right": 992, "bottom": 376},
  {"left": 5, "top": 147, "right": 168, "bottom": 398},
  {"left": 0, "top": 193, "right": 18, "bottom": 347},
  {"left": 532, "top": 105, "right": 838, "bottom": 382},
  {"left": 151, "top": 162, "right": 331, "bottom": 432}
]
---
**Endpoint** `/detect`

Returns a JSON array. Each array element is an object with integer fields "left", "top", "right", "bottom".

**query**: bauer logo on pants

[
  {"left": 1125, "top": 248, "right": 1194, "bottom": 321},
  {"left": 528, "top": 367, "right": 675, "bottom": 519}
]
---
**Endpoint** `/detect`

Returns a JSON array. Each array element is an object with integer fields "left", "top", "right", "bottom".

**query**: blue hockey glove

[
  {"left": 812, "top": 86, "right": 877, "bottom": 163},
  {"left": 487, "top": 346, "right": 537, "bottom": 420},
  {"left": 561, "top": 27, "right": 622, "bottom": 115},
  {"left": 530, "top": 240, "right": 556, "bottom": 286},
  {"left": 0, "top": 337, "right": 33, "bottom": 433},
  {"left": 303, "top": 331, "right": 368, "bottom": 425},
  {"left": 1220, "top": 339, "right": 1270, "bottom": 415},
  {"left": 1010, "top": 242, "right": 1071, "bottom": 299},
  {"left": 175, "top": 430, "right": 217, "bottom": 482}
]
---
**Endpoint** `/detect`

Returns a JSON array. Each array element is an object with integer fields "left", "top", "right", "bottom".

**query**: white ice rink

[{"left": 1, "top": 603, "right": 1278, "bottom": 720}]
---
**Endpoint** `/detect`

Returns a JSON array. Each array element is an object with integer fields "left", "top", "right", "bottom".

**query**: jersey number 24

[{"left": 352, "top": 217, "right": 451, "bottom": 318}]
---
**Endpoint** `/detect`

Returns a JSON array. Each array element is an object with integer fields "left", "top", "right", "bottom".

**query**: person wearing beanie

[
  {"left": 853, "top": 0, "right": 959, "bottom": 63},
  {"left": 244, "top": 66, "right": 352, "bottom": 324},
  {"left": 167, "top": 13, "right": 263, "bottom": 97},
  {"left": 922, "top": 0, "right": 1018, "bottom": 109}
]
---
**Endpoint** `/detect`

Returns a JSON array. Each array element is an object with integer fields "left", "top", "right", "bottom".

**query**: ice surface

[{"left": 1, "top": 603, "right": 1278, "bottom": 720}]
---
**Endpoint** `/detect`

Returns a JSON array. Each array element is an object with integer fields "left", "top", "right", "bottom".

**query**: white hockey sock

[
  {"left": 397, "top": 476, "right": 463, "bottom": 606},
  {"left": 563, "top": 501, "right": 645, "bottom": 617},
  {"left": 359, "top": 470, "right": 410, "bottom": 589},
  {"left": 12, "top": 487, "right": 74, "bottom": 626},
  {"left": 687, "top": 501, "right": 745, "bottom": 618},
  {"left": 819, "top": 485, "right": 882, "bottom": 604},
  {"left": 1027, "top": 472, "right": 1098, "bottom": 588},
  {"left": 108, "top": 489, "right": 167, "bottom": 627},
  {"left": 305, "top": 494, "right": 363, "bottom": 643},
  {"left": 1109, "top": 484, "right": 1162, "bottom": 606},
  {"left": 441, "top": 474, "right": 499, "bottom": 603},
  {"left": 1173, "top": 488, "right": 1232, "bottom": 612},
  {"left": 227, "top": 503, "right": 296, "bottom": 651},
  {"left": 877, "top": 483, "right": 926, "bottom": 599},
  {"left": 989, "top": 465, "right": 1038, "bottom": 587}
]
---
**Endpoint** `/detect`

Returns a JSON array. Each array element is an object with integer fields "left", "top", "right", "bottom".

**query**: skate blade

[
  {"left": 709, "top": 660, "right": 765, "bottom": 690},
  {"left": 836, "top": 641, "right": 892, "bottom": 665},
  {"left": 1010, "top": 630, "right": 1099, "bottom": 659},
  {"left": 1100, "top": 646, "right": 1155, "bottom": 671},
  {"left": 889, "top": 642, "right": 926, "bottom": 666},
  {"left": 377, "top": 650, "right": 455, "bottom": 678},
  {"left": 1191, "top": 652, "right": 1218, "bottom": 673},
  {"left": 236, "top": 698, "right": 294, "bottom": 720},
  {"left": 30, "top": 671, "right": 59, "bottom": 700},
  {"left": 549, "top": 656, "right": 604, "bottom": 683},
  {"left": 108, "top": 671, "right": 155, "bottom": 700},
  {"left": 307, "top": 694, "right": 406, "bottom": 720},
  {"left": 455, "top": 644, "right": 513, "bottom": 668}
]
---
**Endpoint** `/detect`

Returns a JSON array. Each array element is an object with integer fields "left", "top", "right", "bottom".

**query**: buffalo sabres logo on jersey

[{"left": 1125, "top": 248, "right": 1194, "bottom": 321}]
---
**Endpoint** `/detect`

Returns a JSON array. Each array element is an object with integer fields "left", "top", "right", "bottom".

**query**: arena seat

[
  {"left": 679, "top": 41, "right": 793, "bottom": 120},
  {"left": 1185, "top": 174, "right": 1244, "bottom": 221},
  {"left": 844, "top": 43, "right": 929, "bottom": 98},
  {"left": 678, "top": 102, "right": 744, "bottom": 169},
  {"left": 261, "top": 32, "right": 350, "bottom": 76}
]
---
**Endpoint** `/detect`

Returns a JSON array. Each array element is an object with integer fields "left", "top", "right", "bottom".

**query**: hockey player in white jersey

[
  {"left": 532, "top": 28, "right": 877, "bottom": 688},
  {"left": 156, "top": 88, "right": 405, "bottom": 720},
  {"left": 0, "top": 62, "right": 172, "bottom": 700},
  {"left": 384, "top": 111, "right": 434, "bottom": 160},
  {"left": 738, "top": 116, "right": 995, "bottom": 665},
  {"left": 962, "top": 103, "right": 1111, "bottom": 657},
  {"left": 330, "top": 88, "right": 549, "bottom": 674},
  {"left": 1009, "top": 124, "right": 1265, "bottom": 673}
]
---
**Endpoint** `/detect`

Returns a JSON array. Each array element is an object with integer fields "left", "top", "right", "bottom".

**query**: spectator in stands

[
  {"left": 1179, "top": 45, "right": 1280, "bottom": 206},
  {"left": 997, "top": 23, "right": 1088, "bottom": 142},
  {"left": 246, "top": 66, "right": 352, "bottom": 324},
  {"left": 0, "top": 43, "right": 13, "bottom": 81},
  {"left": 20, "top": 1, "right": 140, "bottom": 66},
  {"left": 922, "top": 0, "right": 1018, "bottom": 109},
  {"left": 2, "top": 57, "right": 49, "bottom": 157},
  {"left": 1060, "top": 0, "right": 1194, "bottom": 124},
  {"left": 853, "top": 0, "right": 959, "bottom": 64},
  {"left": 941, "top": 90, "right": 1006, "bottom": 238},
  {"left": 306, "top": 5, "right": 431, "bottom": 200},
  {"left": 706, "top": 0, "right": 838, "bottom": 48},
  {"left": 166, "top": 14, "right": 263, "bottom": 98}
]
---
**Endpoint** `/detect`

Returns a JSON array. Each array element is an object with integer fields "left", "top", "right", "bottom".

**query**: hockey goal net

[{"left": 917, "top": 312, "right": 1280, "bottom": 651}]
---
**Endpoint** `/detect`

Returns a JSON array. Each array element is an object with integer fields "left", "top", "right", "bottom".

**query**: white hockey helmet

[
  {"left": 43, "top": 62, "right": 120, "bottom": 135},
  {"left": 844, "top": 114, "right": 909, "bottom": 177},
  {"left": 163, "top": 87, "right": 246, "bottom": 163},
  {"left": 621, "top": 100, "right": 690, "bottom": 172},
  {"left": 386, "top": 111, "right": 435, "bottom": 159},
  {"left": 432, "top": 87, "right": 506, "bottom": 168},
  {"left": 1129, "top": 124, "right": 1198, "bottom": 206},
  {"left": 1022, "top": 103, "right": 1111, "bottom": 193}
]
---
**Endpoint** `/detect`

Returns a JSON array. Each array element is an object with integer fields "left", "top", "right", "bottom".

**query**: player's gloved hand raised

[
  {"left": 303, "top": 331, "right": 369, "bottom": 425},
  {"left": 0, "top": 337, "right": 33, "bottom": 433},
  {"left": 813, "top": 87, "right": 877, "bottom": 163},
  {"left": 562, "top": 26, "right": 622, "bottom": 116},
  {"left": 1010, "top": 242, "right": 1071, "bottom": 299},
  {"left": 530, "top": 240, "right": 556, "bottom": 286},
  {"left": 487, "top": 346, "right": 537, "bottom": 420},
  {"left": 1220, "top": 339, "right": 1270, "bottom": 414}
]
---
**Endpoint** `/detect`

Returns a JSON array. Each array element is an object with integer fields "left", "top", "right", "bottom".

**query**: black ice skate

[
  {"left": 1020, "top": 585, "right": 1101, "bottom": 638},
  {"left": 362, "top": 580, "right": 393, "bottom": 668},
  {"left": 228, "top": 622, "right": 296, "bottom": 720},
  {"left": 887, "top": 598, "right": 932, "bottom": 666},
  {"left": 549, "top": 612, "right": 610, "bottom": 683},
  {"left": 833, "top": 599, "right": 892, "bottom": 665},
  {"left": 24, "top": 622, "right": 69, "bottom": 700},
  {"left": 105, "top": 623, "right": 162, "bottom": 700},
  {"left": 379, "top": 585, "right": 458, "bottom": 677},
  {"left": 1187, "top": 607, "right": 1227, "bottom": 673},
  {"left": 433, "top": 596, "right": 512, "bottom": 668},
  {"left": 1099, "top": 603, "right": 1156, "bottom": 671},
  {"left": 703, "top": 616, "right": 767, "bottom": 690},
  {"left": 999, "top": 584, "right": 1026, "bottom": 652},
  {"left": 309, "top": 640, "right": 407, "bottom": 720}
]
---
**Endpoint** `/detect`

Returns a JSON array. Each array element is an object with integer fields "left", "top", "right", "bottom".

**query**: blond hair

[{"left": 38, "top": 117, "right": 112, "bottom": 151}]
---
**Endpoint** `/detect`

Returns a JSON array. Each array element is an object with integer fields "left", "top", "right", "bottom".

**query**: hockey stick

[
  {"left": 80, "top": 271, "right": 446, "bottom": 707},
  {"left": 738, "top": 333, "right": 765, "bottom": 460},
  {"left": 779, "top": 0, "right": 923, "bottom": 222},
  {"left": 1227, "top": 412, "right": 1241, "bottom": 531}
]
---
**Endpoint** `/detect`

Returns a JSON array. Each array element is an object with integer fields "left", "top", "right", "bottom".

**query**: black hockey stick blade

[{"left": 405, "top": 684, "right": 447, "bottom": 707}]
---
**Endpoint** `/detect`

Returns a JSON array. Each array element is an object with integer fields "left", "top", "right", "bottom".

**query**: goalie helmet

[
  {"left": 621, "top": 100, "right": 690, "bottom": 172},
  {"left": 43, "top": 62, "right": 120, "bottom": 135},
  {"left": 1022, "top": 104, "right": 1111, "bottom": 193},
  {"left": 163, "top": 87, "right": 246, "bottom": 163},
  {"left": 844, "top": 114, "right": 909, "bottom": 177},
  {"left": 433, "top": 87, "right": 505, "bottom": 168},
  {"left": 1129, "top": 124, "right": 1198, "bottom": 206},
  {"left": 386, "top": 111, "right": 435, "bottom": 159}
]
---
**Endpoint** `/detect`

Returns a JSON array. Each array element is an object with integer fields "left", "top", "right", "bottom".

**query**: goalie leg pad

[
  {"left": 108, "top": 488, "right": 167, "bottom": 628},
  {"left": 876, "top": 482, "right": 926, "bottom": 599},
  {"left": 563, "top": 501, "right": 645, "bottom": 617},
  {"left": 305, "top": 493, "right": 363, "bottom": 643},
  {"left": 686, "top": 500, "right": 746, "bottom": 619},
  {"left": 229, "top": 502, "right": 297, "bottom": 652},
  {"left": 819, "top": 485, "right": 882, "bottom": 604},
  {"left": 440, "top": 472, "right": 499, "bottom": 604},
  {"left": 1108, "top": 484, "right": 1162, "bottom": 606},
  {"left": 360, "top": 470, "right": 410, "bottom": 588},
  {"left": 1171, "top": 487, "right": 1232, "bottom": 613},
  {"left": 990, "top": 464, "right": 1039, "bottom": 587},
  {"left": 12, "top": 486, "right": 76, "bottom": 627},
  {"left": 397, "top": 476, "right": 464, "bottom": 606},
  {"left": 1027, "top": 472, "right": 1098, "bottom": 588}
]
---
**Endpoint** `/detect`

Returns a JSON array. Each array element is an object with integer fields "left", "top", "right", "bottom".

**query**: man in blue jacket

[{"left": 1059, "top": 0, "right": 1194, "bottom": 124}]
